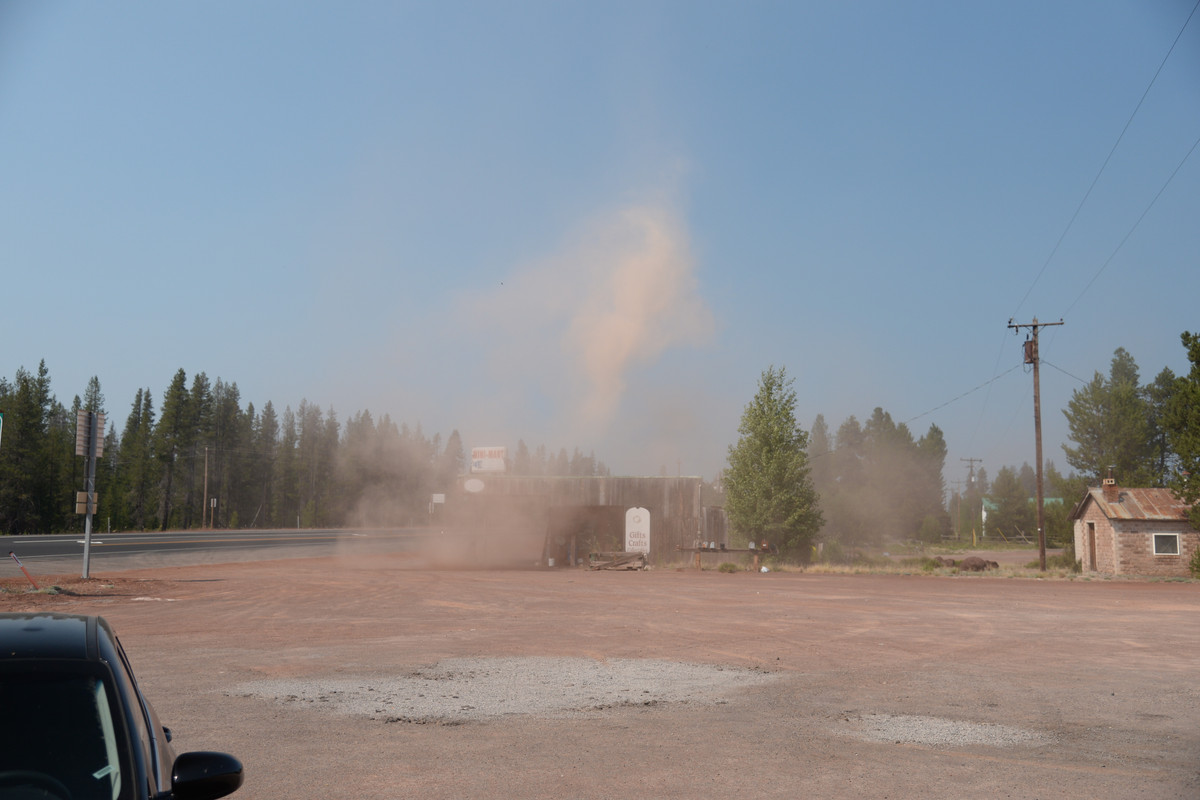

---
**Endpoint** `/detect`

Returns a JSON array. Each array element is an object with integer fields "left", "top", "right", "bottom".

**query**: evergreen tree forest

[
  {"left": 808, "top": 408, "right": 949, "bottom": 548},
  {"left": 745, "top": 335, "right": 1199, "bottom": 553},
  {"left": 0, "top": 363, "right": 606, "bottom": 535}
]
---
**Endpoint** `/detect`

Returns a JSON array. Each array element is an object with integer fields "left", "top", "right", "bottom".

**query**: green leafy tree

[
  {"left": 725, "top": 366, "right": 822, "bottom": 561},
  {"left": 1164, "top": 332, "right": 1200, "bottom": 528}
]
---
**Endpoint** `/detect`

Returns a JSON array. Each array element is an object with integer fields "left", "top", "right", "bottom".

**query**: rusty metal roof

[{"left": 1079, "top": 487, "right": 1192, "bottom": 522}]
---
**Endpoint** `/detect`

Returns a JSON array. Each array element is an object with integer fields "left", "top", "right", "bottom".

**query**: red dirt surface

[{"left": 3, "top": 552, "right": 1198, "bottom": 799}]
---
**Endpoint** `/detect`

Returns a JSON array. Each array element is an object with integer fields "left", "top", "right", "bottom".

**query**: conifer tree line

[
  {"left": 723, "top": 333, "right": 1200, "bottom": 559},
  {"left": 811, "top": 335, "right": 1200, "bottom": 549},
  {"left": 959, "top": 336, "right": 1200, "bottom": 541},
  {"left": 807, "top": 408, "right": 949, "bottom": 550},
  {"left": 0, "top": 363, "right": 607, "bottom": 535},
  {"left": 723, "top": 366, "right": 947, "bottom": 561}
]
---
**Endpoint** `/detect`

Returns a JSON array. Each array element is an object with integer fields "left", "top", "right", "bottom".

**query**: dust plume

[{"left": 462, "top": 203, "right": 714, "bottom": 443}]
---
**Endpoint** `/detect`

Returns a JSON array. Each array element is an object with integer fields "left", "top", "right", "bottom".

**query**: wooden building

[{"left": 447, "top": 474, "right": 725, "bottom": 567}]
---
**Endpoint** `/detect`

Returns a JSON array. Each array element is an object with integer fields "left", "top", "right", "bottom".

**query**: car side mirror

[{"left": 171, "top": 751, "right": 244, "bottom": 800}]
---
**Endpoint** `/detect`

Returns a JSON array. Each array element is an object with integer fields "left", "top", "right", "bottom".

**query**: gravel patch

[
  {"left": 237, "top": 656, "right": 778, "bottom": 724},
  {"left": 846, "top": 713, "right": 1050, "bottom": 748}
]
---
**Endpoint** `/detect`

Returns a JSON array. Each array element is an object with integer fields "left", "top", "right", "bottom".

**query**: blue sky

[{"left": 2, "top": 1, "right": 1198, "bottom": 486}]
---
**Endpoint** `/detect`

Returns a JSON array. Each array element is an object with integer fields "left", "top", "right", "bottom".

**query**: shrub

[
  {"left": 1047, "top": 552, "right": 1081, "bottom": 572},
  {"left": 917, "top": 514, "right": 944, "bottom": 544},
  {"left": 1027, "top": 554, "right": 1081, "bottom": 572},
  {"left": 1189, "top": 547, "right": 1200, "bottom": 579},
  {"left": 717, "top": 562, "right": 740, "bottom": 574},
  {"left": 820, "top": 541, "right": 846, "bottom": 565}
]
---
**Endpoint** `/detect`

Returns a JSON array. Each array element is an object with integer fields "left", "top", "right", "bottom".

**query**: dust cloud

[
  {"left": 460, "top": 203, "right": 714, "bottom": 450},
  {"left": 338, "top": 489, "right": 551, "bottom": 570}
]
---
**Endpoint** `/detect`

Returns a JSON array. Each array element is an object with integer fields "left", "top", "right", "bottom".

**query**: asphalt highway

[{"left": 1, "top": 528, "right": 434, "bottom": 578}]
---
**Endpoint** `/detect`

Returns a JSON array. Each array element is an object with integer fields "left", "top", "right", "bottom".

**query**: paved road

[{"left": 1, "top": 528, "right": 435, "bottom": 576}]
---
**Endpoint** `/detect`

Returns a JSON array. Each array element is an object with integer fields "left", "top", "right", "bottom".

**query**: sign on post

[
  {"left": 75, "top": 411, "right": 106, "bottom": 458},
  {"left": 75, "top": 492, "right": 98, "bottom": 515},
  {"left": 625, "top": 507, "right": 650, "bottom": 554},
  {"left": 75, "top": 409, "right": 105, "bottom": 579}
]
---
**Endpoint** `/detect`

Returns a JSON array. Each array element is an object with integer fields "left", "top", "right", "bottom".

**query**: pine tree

[
  {"left": 1164, "top": 332, "right": 1200, "bottom": 528},
  {"left": 987, "top": 466, "right": 1035, "bottom": 541},
  {"left": 513, "top": 440, "right": 531, "bottom": 474},
  {"left": 1062, "top": 348, "right": 1157, "bottom": 485},
  {"left": 182, "top": 373, "right": 213, "bottom": 529},
  {"left": 725, "top": 366, "right": 822, "bottom": 561},
  {"left": 275, "top": 406, "right": 300, "bottom": 527},
  {"left": 154, "top": 369, "right": 190, "bottom": 530},
  {"left": 254, "top": 400, "right": 280, "bottom": 528},
  {"left": 438, "top": 430, "right": 465, "bottom": 488},
  {"left": 118, "top": 388, "right": 157, "bottom": 531}
]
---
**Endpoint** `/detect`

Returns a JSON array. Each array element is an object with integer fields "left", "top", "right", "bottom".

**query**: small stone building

[{"left": 1070, "top": 476, "right": 1197, "bottom": 577}]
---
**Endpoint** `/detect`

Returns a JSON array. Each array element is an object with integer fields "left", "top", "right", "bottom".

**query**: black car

[{"left": 0, "top": 613, "right": 243, "bottom": 800}]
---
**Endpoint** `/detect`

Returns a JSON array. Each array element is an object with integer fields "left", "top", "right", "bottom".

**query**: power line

[
  {"left": 1040, "top": 359, "right": 1090, "bottom": 386},
  {"left": 1061, "top": 131, "right": 1200, "bottom": 319},
  {"left": 1012, "top": 0, "right": 1200, "bottom": 319},
  {"left": 904, "top": 363, "right": 1023, "bottom": 425}
]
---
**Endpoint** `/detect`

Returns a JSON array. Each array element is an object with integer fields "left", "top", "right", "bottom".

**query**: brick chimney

[{"left": 1102, "top": 471, "right": 1120, "bottom": 503}]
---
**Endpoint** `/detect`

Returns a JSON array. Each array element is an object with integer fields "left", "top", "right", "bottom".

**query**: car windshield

[{"left": 0, "top": 672, "right": 126, "bottom": 800}]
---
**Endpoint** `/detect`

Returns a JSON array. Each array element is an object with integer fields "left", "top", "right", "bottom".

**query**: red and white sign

[{"left": 471, "top": 446, "right": 507, "bottom": 473}]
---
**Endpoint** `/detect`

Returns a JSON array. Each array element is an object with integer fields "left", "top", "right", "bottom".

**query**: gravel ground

[
  {"left": 846, "top": 712, "right": 1050, "bottom": 747},
  {"left": 238, "top": 656, "right": 779, "bottom": 723},
  {"left": 4, "top": 551, "right": 1199, "bottom": 799}
]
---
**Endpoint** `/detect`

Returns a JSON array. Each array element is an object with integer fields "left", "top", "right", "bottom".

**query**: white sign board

[
  {"left": 471, "top": 446, "right": 507, "bottom": 473},
  {"left": 625, "top": 507, "right": 650, "bottom": 554}
]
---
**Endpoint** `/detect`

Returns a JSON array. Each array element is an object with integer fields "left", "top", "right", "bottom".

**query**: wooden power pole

[{"left": 1008, "top": 317, "right": 1063, "bottom": 571}]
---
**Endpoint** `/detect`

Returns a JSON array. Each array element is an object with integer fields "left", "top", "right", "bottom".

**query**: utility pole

[
  {"left": 1008, "top": 317, "right": 1064, "bottom": 571},
  {"left": 949, "top": 480, "right": 964, "bottom": 539},
  {"left": 203, "top": 446, "right": 209, "bottom": 529},
  {"left": 960, "top": 458, "right": 982, "bottom": 544}
]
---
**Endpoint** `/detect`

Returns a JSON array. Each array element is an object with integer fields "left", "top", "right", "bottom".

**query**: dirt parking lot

[{"left": 3, "top": 550, "right": 1199, "bottom": 799}]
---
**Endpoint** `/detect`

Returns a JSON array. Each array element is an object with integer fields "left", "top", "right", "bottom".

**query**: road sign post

[{"left": 76, "top": 410, "right": 105, "bottom": 579}]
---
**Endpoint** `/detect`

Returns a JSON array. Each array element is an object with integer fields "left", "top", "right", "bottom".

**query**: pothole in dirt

[
  {"left": 236, "top": 656, "right": 779, "bottom": 724},
  {"left": 843, "top": 713, "right": 1050, "bottom": 748}
]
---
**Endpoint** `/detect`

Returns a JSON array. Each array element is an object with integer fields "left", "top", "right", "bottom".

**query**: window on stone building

[{"left": 1153, "top": 534, "right": 1179, "bottom": 555}]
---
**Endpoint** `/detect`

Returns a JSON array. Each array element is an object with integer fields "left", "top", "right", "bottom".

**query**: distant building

[
  {"left": 447, "top": 474, "right": 725, "bottom": 567},
  {"left": 1069, "top": 475, "right": 1197, "bottom": 577}
]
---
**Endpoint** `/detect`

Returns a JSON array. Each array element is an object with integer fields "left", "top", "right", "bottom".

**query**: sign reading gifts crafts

[{"left": 625, "top": 507, "right": 650, "bottom": 554}]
